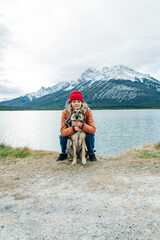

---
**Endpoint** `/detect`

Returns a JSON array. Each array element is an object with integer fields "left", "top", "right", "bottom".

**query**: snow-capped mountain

[
  {"left": 78, "top": 64, "right": 159, "bottom": 84},
  {"left": 0, "top": 81, "right": 77, "bottom": 107},
  {"left": 26, "top": 81, "right": 77, "bottom": 101},
  {"left": 1, "top": 65, "right": 160, "bottom": 108}
]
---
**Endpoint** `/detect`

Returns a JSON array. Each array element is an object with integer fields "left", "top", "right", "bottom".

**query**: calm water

[{"left": 0, "top": 110, "right": 160, "bottom": 156}]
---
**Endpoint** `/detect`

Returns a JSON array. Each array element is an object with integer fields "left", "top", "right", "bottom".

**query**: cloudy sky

[{"left": 0, "top": 0, "right": 160, "bottom": 100}]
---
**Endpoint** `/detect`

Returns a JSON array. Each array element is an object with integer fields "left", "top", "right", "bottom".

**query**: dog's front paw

[
  {"left": 82, "top": 159, "right": 86, "bottom": 165},
  {"left": 72, "top": 160, "right": 76, "bottom": 165}
]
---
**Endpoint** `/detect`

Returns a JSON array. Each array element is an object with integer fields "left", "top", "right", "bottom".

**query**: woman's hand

[
  {"left": 72, "top": 120, "right": 82, "bottom": 127},
  {"left": 74, "top": 127, "right": 82, "bottom": 132}
]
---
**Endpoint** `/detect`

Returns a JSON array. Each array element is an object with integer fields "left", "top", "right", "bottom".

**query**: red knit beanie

[{"left": 69, "top": 91, "right": 83, "bottom": 103}]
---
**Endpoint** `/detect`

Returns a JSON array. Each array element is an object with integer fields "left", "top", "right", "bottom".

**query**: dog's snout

[{"left": 71, "top": 109, "right": 84, "bottom": 122}]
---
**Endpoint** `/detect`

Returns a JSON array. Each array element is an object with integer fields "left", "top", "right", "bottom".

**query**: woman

[{"left": 56, "top": 91, "right": 97, "bottom": 162}]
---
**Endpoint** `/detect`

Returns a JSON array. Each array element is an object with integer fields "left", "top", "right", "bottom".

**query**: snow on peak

[
  {"left": 25, "top": 81, "right": 77, "bottom": 101},
  {"left": 78, "top": 65, "right": 159, "bottom": 83},
  {"left": 102, "top": 66, "right": 109, "bottom": 73},
  {"left": 79, "top": 67, "right": 104, "bottom": 81},
  {"left": 84, "top": 67, "right": 97, "bottom": 73}
]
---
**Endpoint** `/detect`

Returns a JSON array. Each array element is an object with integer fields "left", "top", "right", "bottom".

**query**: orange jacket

[{"left": 60, "top": 108, "right": 96, "bottom": 137}]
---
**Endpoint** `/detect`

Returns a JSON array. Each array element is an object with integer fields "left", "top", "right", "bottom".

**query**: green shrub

[
  {"left": 13, "top": 147, "right": 31, "bottom": 158},
  {"left": 0, "top": 144, "right": 6, "bottom": 149},
  {"left": 0, "top": 144, "right": 31, "bottom": 159},
  {"left": 139, "top": 150, "right": 160, "bottom": 159}
]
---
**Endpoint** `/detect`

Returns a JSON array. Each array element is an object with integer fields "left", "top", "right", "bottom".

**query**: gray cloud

[
  {"left": 0, "top": 23, "right": 11, "bottom": 60},
  {"left": 0, "top": 66, "right": 4, "bottom": 73},
  {"left": 0, "top": 0, "right": 160, "bottom": 100},
  {"left": 33, "top": 0, "right": 160, "bottom": 83},
  {"left": 0, "top": 79, "right": 24, "bottom": 99}
]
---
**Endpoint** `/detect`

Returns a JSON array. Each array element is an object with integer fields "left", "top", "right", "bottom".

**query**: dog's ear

[
  {"left": 81, "top": 104, "right": 84, "bottom": 112},
  {"left": 83, "top": 109, "right": 88, "bottom": 115},
  {"left": 81, "top": 103, "right": 88, "bottom": 115},
  {"left": 81, "top": 105, "right": 88, "bottom": 115}
]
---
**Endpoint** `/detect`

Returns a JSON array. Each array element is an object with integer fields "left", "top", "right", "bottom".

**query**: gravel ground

[{"left": 0, "top": 151, "right": 160, "bottom": 240}]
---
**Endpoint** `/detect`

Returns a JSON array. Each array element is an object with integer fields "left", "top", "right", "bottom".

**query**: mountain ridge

[{"left": 1, "top": 65, "right": 160, "bottom": 109}]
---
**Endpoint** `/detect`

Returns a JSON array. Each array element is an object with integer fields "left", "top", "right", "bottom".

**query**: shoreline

[
  {"left": 1, "top": 140, "right": 160, "bottom": 158},
  {"left": 1, "top": 106, "right": 160, "bottom": 111}
]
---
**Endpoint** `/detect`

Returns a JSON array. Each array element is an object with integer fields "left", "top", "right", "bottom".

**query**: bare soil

[{"left": 0, "top": 146, "right": 160, "bottom": 240}]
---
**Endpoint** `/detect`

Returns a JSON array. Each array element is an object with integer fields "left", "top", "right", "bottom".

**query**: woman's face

[{"left": 71, "top": 100, "right": 82, "bottom": 109}]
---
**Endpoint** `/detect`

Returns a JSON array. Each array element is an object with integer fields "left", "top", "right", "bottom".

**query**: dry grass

[
  {"left": 154, "top": 141, "right": 160, "bottom": 149},
  {"left": 12, "top": 193, "right": 30, "bottom": 201}
]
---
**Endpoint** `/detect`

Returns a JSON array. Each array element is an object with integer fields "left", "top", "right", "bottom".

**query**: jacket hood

[{"left": 65, "top": 99, "right": 70, "bottom": 111}]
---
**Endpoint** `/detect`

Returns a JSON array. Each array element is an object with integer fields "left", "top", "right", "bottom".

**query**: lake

[{"left": 0, "top": 110, "right": 160, "bottom": 156}]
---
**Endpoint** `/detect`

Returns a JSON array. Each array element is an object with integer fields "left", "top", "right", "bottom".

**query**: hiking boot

[
  {"left": 56, "top": 153, "right": 67, "bottom": 161},
  {"left": 89, "top": 154, "right": 97, "bottom": 162}
]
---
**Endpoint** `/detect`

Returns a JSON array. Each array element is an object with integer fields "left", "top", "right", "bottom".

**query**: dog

[{"left": 70, "top": 109, "right": 86, "bottom": 165}]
